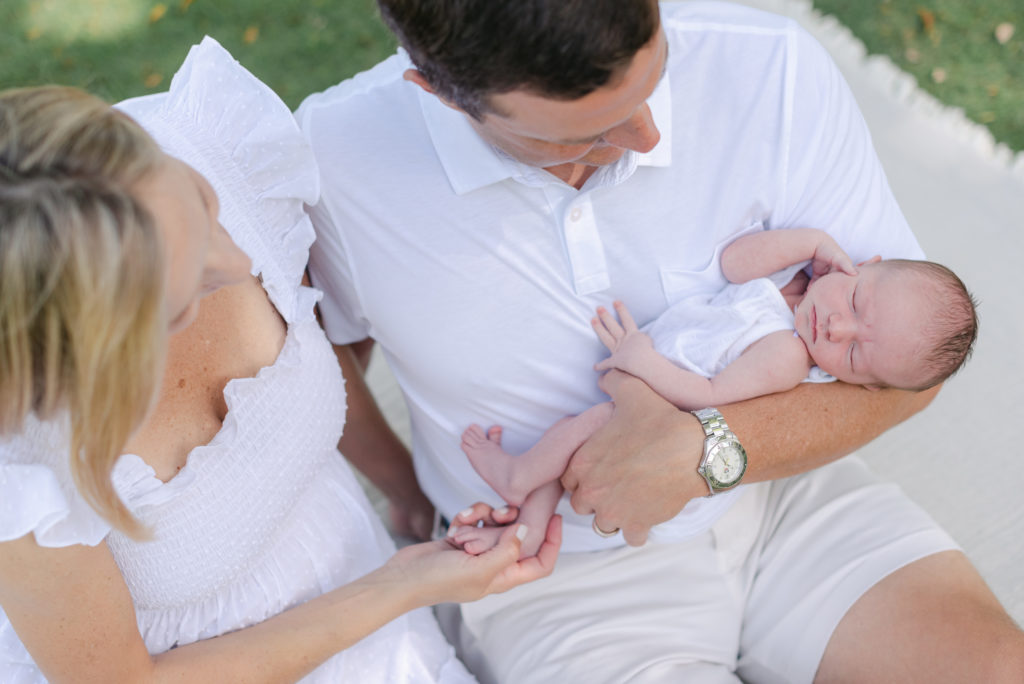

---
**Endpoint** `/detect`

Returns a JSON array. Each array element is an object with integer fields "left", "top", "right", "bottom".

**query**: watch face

[{"left": 708, "top": 440, "right": 746, "bottom": 487}]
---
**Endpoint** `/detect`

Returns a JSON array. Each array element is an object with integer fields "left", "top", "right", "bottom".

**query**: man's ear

[
  {"left": 403, "top": 69, "right": 434, "bottom": 94},
  {"left": 403, "top": 69, "right": 463, "bottom": 113},
  {"left": 857, "top": 255, "right": 882, "bottom": 267}
]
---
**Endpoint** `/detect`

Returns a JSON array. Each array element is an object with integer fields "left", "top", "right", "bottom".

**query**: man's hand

[
  {"left": 389, "top": 491, "right": 436, "bottom": 542},
  {"left": 560, "top": 371, "right": 708, "bottom": 546}
]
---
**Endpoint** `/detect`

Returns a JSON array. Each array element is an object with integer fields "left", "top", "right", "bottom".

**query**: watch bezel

[{"left": 701, "top": 438, "right": 748, "bottom": 490}]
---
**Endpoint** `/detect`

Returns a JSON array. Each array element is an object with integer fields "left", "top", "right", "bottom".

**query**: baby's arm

[
  {"left": 593, "top": 303, "right": 812, "bottom": 411},
  {"left": 721, "top": 227, "right": 856, "bottom": 284}
]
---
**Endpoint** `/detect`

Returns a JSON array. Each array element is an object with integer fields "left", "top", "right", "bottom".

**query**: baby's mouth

[{"left": 811, "top": 306, "right": 818, "bottom": 343}]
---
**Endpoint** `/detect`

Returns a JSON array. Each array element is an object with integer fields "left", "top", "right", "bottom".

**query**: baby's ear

[{"left": 857, "top": 255, "right": 882, "bottom": 267}]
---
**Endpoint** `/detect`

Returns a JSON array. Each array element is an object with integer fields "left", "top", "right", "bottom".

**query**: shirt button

[{"left": 569, "top": 207, "right": 582, "bottom": 222}]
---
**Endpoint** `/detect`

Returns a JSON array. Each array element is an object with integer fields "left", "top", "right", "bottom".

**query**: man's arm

[
  {"left": 561, "top": 371, "right": 938, "bottom": 546},
  {"left": 333, "top": 343, "right": 435, "bottom": 540}
]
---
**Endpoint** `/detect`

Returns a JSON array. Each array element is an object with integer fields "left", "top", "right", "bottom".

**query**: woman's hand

[{"left": 382, "top": 503, "right": 562, "bottom": 606}]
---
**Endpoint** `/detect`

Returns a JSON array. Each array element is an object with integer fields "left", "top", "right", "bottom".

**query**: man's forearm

[
  {"left": 332, "top": 343, "right": 419, "bottom": 498},
  {"left": 722, "top": 379, "right": 939, "bottom": 483},
  {"left": 562, "top": 371, "right": 939, "bottom": 545}
]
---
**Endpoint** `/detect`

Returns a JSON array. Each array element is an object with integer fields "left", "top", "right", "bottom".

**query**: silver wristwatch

[{"left": 692, "top": 408, "right": 747, "bottom": 496}]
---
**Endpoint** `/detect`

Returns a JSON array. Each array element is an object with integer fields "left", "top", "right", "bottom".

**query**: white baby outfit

[
  {"left": 647, "top": 278, "right": 795, "bottom": 379},
  {"left": 0, "top": 38, "right": 474, "bottom": 683}
]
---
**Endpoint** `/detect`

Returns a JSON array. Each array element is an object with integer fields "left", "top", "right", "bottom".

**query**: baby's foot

[
  {"left": 447, "top": 523, "right": 543, "bottom": 560},
  {"left": 447, "top": 523, "right": 505, "bottom": 555},
  {"left": 461, "top": 425, "right": 529, "bottom": 505}
]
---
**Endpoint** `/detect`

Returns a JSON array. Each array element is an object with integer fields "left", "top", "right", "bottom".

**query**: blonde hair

[{"left": 1, "top": 86, "right": 165, "bottom": 538}]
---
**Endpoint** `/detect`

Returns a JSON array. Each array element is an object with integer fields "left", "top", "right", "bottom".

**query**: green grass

[
  {"left": 813, "top": 0, "right": 1024, "bottom": 153},
  {"left": 2, "top": 1, "right": 1021, "bottom": 153},
  {"left": 0, "top": 0, "right": 398, "bottom": 109}
]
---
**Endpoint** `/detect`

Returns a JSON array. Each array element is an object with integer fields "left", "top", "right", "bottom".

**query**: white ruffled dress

[{"left": 0, "top": 37, "right": 474, "bottom": 684}]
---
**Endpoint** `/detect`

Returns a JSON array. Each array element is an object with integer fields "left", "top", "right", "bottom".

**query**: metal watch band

[
  {"left": 693, "top": 407, "right": 730, "bottom": 440},
  {"left": 692, "top": 407, "right": 745, "bottom": 496}
]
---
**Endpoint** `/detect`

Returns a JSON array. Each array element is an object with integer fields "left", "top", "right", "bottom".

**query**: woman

[{"left": 0, "top": 38, "right": 559, "bottom": 683}]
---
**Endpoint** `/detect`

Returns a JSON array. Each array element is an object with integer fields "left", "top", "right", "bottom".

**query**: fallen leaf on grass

[
  {"left": 987, "top": 84, "right": 1000, "bottom": 97},
  {"left": 979, "top": 111, "right": 996, "bottom": 123},
  {"left": 905, "top": 47, "right": 920, "bottom": 63},
  {"left": 180, "top": 0, "right": 195, "bottom": 10},
  {"left": 244, "top": 25, "right": 259, "bottom": 44},
  {"left": 931, "top": 67, "right": 947, "bottom": 84},
  {"left": 917, "top": 8, "right": 935, "bottom": 34},
  {"left": 995, "top": 23, "right": 1014, "bottom": 45},
  {"left": 144, "top": 72, "right": 163, "bottom": 88},
  {"left": 149, "top": 3, "right": 167, "bottom": 23}
]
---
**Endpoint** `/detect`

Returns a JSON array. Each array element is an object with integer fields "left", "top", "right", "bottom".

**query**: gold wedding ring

[{"left": 592, "top": 519, "right": 620, "bottom": 538}]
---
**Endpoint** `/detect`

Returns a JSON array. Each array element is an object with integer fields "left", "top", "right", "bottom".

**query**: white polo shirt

[{"left": 296, "top": 1, "right": 924, "bottom": 553}]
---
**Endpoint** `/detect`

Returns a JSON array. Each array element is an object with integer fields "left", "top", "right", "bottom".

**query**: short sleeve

[
  {"left": 776, "top": 25, "right": 925, "bottom": 262},
  {"left": 116, "top": 36, "right": 321, "bottom": 324},
  {"left": 0, "top": 416, "right": 112, "bottom": 547},
  {"left": 306, "top": 199, "right": 372, "bottom": 344},
  {"left": 295, "top": 80, "right": 380, "bottom": 345}
]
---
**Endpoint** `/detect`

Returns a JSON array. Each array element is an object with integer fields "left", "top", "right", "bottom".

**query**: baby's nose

[{"left": 827, "top": 313, "right": 854, "bottom": 342}]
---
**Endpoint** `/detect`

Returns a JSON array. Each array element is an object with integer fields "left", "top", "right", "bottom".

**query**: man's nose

[{"left": 601, "top": 103, "right": 660, "bottom": 153}]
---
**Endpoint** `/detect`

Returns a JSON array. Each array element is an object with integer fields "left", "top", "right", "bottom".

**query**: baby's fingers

[
  {"left": 591, "top": 315, "right": 617, "bottom": 350},
  {"left": 596, "top": 306, "right": 625, "bottom": 339},
  {"left": 612, "top": 301, "right": 639, "bottom": 332}
]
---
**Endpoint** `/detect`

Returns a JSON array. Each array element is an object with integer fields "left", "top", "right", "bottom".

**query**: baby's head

[{"left": 795, "top": 258, "right": 977, "bottom": 391}]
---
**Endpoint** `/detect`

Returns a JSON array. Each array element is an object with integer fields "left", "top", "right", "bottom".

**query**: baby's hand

[
  {"left": 592, "top": 301, "right": 655, "bottom": 377},
  {"left": 811, "top": 234, "right": 857, "bottom": 281}
]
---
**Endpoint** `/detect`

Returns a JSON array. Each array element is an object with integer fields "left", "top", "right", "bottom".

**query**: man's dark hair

[{"left": 377, "top": 0, "right": 660, "bottom": 119}]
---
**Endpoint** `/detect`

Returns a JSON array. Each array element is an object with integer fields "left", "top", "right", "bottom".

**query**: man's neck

[{"left": 545, "top": 162, "right": 598, "bottom": 190}]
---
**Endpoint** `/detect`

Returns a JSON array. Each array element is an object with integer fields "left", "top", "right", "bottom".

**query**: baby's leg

[
  {"left": 462, "top": 402, "right": 613, "bottom": 506},
  {"left": 450, "top": 480, "right": 563, "bottom": 559}
]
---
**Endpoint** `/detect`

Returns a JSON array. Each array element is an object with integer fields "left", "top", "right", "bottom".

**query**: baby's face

[{"left": 794, "top": 264, "right": 928, "bottom": 389}]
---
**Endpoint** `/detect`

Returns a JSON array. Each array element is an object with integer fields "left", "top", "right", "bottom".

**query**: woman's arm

[
  {"left": 720, "top": 227, "right": 856, "bottom": 283},
  {"left": 0, "top": 510, "right": 560, "bottom": 684}
]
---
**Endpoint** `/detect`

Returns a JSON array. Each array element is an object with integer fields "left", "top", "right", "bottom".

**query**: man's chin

[{"left": 579, "top": 148, "right": 628, "bottom": 167}]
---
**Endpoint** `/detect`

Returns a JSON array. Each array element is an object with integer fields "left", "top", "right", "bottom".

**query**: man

[{"left": 297, "top": 1, "right": 1024, "bottom": 681}]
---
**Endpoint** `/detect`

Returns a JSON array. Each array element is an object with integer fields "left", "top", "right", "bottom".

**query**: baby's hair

[{"left": 881, "top": 259, "right": 978, "bottom": 391}]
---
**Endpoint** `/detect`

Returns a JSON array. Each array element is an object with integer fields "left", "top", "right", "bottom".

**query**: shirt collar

[{"left": 421, "top": 70, "right": 673, "bottom": 195}]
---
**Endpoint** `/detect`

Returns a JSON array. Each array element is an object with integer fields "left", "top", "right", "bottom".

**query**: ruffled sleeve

[
  {"left": 115, "top": 36, "right": 321, "bottom": 323},
  {"left": 0, "top": 416, "right": 112, "bottom": 547}
]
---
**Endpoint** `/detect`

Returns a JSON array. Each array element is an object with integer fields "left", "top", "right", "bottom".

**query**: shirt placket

[{"left": 553, "top": 192, "right": 610, "bottom": 296}]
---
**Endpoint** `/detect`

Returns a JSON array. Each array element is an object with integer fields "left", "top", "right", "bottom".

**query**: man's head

[
  {"left": 795, "top": 259, "right": 978, "bottom": 391},
  {"left": 378, "top": 0, "right": 665, "bottom": 174},
  {"left": 378, "top": 0, "right": 660, "bottom": 119}
]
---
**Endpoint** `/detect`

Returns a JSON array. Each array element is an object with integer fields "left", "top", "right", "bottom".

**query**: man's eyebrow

[{"left": 551, "top": 41, "right": 670, "bottom": 146}]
